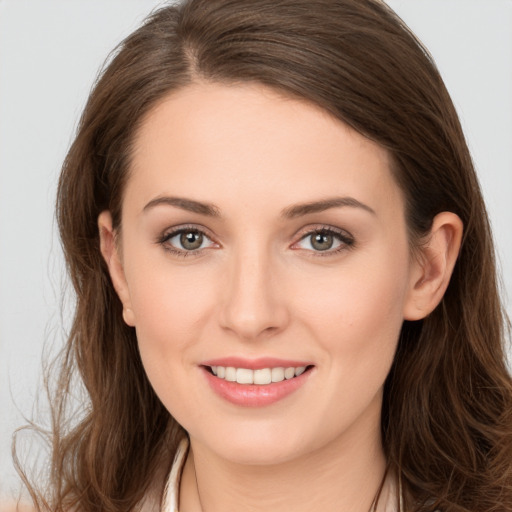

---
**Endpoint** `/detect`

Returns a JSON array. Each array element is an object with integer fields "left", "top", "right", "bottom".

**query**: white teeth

[
  {"left": 254, "top": 368, "right": 272, "bottom": 385},
  {"left": 295, "top": 366, "right": 306, "bottom": 376},
  {"left": 271, "top": 367, "right": 285, "bottom": 383},
  {"left": 225, "top": 367, "right": 236, "bottom": 382},
  {"left": 284, "top": 367, "right": 295, "bottom": 379},
  {"left": 209, "top": 365, "right": 309, "bottom": 385},
  {"left": 236, "top": 368, "right": 253, "bottom": 384}
]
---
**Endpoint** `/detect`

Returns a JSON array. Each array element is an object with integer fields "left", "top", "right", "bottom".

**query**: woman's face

[{"left": 105, "top": 82, "right": 423, "bottom": 465}]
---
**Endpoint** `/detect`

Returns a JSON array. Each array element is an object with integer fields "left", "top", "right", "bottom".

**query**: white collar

[{"left": 161, "top": 437, "right": 189, "bottom": 512}]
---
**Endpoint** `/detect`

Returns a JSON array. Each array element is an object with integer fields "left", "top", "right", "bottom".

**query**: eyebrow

[
  {"left": 143, "top": 196, "right": 221, "bottom": 217},
  {"left": 280, "top": 197, "right": 376, "bottom": 218},
  {"left": 142, "top": 195, "right": 375, "bottom": 218}
]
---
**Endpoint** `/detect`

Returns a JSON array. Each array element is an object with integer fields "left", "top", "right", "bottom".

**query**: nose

[{"left": 218, "top": 246, "right": 290, "bottom": 340}]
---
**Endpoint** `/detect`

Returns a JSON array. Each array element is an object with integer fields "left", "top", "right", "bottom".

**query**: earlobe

[
  {"left": 403, "top": 212, "right": 463, "bottom": 321},
  {"left": 98, "top": 210, "right": 136, "bottom": 327}
]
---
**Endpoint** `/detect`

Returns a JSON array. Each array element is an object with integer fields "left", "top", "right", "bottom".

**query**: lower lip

[{"left": 202, "top": 367, "right": 312, "bottom": 407}]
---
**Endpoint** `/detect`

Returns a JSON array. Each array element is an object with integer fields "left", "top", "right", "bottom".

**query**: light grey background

[{"left": 1, "top": 0, "right": 511, "bottom": 499}]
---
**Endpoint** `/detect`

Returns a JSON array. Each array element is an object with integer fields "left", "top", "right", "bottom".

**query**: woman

[{"left": 16, "top": 0, "right": 512, "bottom": 510}]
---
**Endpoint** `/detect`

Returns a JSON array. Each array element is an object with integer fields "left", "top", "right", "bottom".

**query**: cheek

[
  {"left": 124, "top": 256, "right": 219, "bottom": 361},
  {"left": 297, "top": 251, "right": 409, "bottom": 367},
  {"left": 123, "top": 259, "right": 222, "bottom": 419}
]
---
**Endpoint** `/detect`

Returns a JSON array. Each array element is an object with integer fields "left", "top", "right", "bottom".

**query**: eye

[
  {"left": 294, "top": 227, "right": 354, "bottom": 254},
  {"left": 159, "top": 227, "right": 216, "bottom": 255}
]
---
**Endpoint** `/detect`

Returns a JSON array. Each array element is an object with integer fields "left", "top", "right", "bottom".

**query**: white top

[
  {"left": 161, "top": 438, "right": 402, "bottom": 512},
  {"left": 162, "top": 438, "right": 190, "bottom": 512}
]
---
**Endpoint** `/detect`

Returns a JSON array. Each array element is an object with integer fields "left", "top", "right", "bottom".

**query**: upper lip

[{"left": 201, "top": 357, "right": 313, "bottom": 370}]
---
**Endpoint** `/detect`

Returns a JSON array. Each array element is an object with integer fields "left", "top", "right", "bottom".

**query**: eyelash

[
  {"left": 293, "top": 226, "right": 355, "bottom": 256},
  {"left": 157, "top": 225, "right": 216, "bottom": 258},
  {"left": 157, "top": 224, "right": 355, "bottom": 258}
]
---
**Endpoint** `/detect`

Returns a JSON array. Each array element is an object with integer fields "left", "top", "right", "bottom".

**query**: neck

[{"left": 179, "top": 419, "right": 390, "bottom": 512}]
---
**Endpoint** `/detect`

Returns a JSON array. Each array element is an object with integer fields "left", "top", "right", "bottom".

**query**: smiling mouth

[{"left": 205, "top": 365, "right": 313, "bottom": 385}]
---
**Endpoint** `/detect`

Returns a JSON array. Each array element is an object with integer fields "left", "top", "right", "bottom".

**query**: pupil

[
  {"left": 180, "top": 231, "right": 203, "bottom": 250},
  {"left": 312, "top": 233, "right": 333, "bottom": 251}
]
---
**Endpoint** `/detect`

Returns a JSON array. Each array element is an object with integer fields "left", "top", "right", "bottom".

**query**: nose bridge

[{"left": 219, "top": 240, "right": 288, "bottom": 340}]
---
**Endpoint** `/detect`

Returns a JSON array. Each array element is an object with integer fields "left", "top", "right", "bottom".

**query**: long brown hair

[{"left": 17, "top": 0, "right": 512, "bottom": 510}]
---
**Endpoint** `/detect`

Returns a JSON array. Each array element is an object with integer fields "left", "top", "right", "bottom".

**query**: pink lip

[
  {"left": 200, "top": 358, "right": 314, "bottom": 407},
  {"left": 201, "top": 357, "right": 311, "bottom": 370}
]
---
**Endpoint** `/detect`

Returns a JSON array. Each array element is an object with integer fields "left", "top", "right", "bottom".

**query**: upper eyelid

[
  {"left": 293, "top": 224, "right": 354, "bottom": 241},
  {"left": 160, "top": 224, "right": 215, "bottom": 240}
]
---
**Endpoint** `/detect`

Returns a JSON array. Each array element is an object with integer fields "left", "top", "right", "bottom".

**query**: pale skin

[{"left": 98, "top": 82, "right": 463, "bottom": 512}]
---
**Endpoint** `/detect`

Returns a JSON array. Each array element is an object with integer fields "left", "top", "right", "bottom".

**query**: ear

[
  {"left": 403, "top": 212, "right": 463, "bottom": 321},
  {"left": 98, "top": 210, "right": 136, "bottom": 326}
]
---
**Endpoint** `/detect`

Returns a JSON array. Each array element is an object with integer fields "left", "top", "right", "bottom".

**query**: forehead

[{"left": 126, "top": 81, "right": 402, "bottom": 218}]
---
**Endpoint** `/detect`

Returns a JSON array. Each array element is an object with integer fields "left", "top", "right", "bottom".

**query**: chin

[
  {"left": 215, "top": 437, "right": 307, "bottom": 466},
  {"left": 191, "top": 413, "right": 347, "bottom": 467},
  {"left": 186, "top": 417, "right": 312, "bottom": 465}
]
